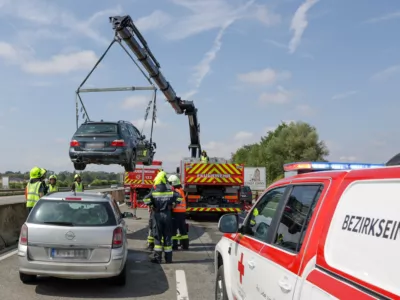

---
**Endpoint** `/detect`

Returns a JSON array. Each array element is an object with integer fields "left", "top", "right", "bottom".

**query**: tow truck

[{"left": 124, "top": 160, "right": 162, "bottom": 208}]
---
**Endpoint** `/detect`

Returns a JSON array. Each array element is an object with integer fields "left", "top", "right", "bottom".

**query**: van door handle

[
  {"left": 247, "top": 260, "right": 255, "bottom": 269},
  {"left": 278, "top": 279, "right": 292, "bottom": 293}
]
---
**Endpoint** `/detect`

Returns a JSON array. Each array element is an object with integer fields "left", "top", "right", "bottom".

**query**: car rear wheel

[
  {"left": 73, "top": 163, "right": 86, "bottom": 171},
  {"left": 124, "top": 150, "right": 136, "bottom": 172},
  {"left": 19, "top": 272, "right": 37, "bottom": 284},
  {"left": 111, "top": 262, "right": 127, "bottom": 286},
  {"left": 215, "top": 265, "right": 228, "bottom": 300}
]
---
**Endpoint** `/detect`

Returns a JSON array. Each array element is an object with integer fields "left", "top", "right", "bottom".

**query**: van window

[
  {"left": 28, "top": 200, "right": 117, "bottom": 226},
  {"left": 244, "top": 186, "right": 287, "bottom": 243},
  {"left": 273, "top": 185, "right": 323, "bottom": 253}
]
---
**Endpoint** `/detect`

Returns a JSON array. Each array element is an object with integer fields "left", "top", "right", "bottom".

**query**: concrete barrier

[{"left": 0, "top": 202, "right": 26, "bottom": 252}]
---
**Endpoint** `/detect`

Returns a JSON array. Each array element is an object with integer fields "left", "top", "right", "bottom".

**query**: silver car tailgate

[{"left": 27, "top": 224, "right": 115, "bottom": 263}]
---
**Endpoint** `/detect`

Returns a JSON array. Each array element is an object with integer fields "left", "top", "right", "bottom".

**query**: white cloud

[
  {"left": 238, "top": 68, "right": 291, "bottom": 85},
  {"left": 22, "top": 51, "right": 98, "bottom": 75},
  {"left": 331, "top": 90, "right": 358, "bottom": 100},
  {"left": 288, "top": 0, "right": 320, "bottom": 54},
  {"left": 120, "top": 95, "right": 149, "bottom": 109},
  {"left": 253, "top": 5, "right": 281, "bottom": 26},
  {"left": 135, "top": 10, "right": 172, "bottom": 32},
  {"left": 296, "top": 104, "right": 316, "bottom": 116},
  {"left": 370, "top": 64, "right": 400, "bottom": 81},
  {"left": 132, "top": 118, "right": 166, "bottom": 130},
  {"left": 234, "top": 131, "right": 254, "bottom": 141},
  {"left": 0, "top": 42, "right": 20, "bottom": 61},
  {"left": 266, "top": 39, "right": 288, "bottom": 50},
  {"left": 366, "top": 11, "right": 400, "bottom": 24},
  {"left": 258, "top": 86, "right": 292, "bottom": 104}
]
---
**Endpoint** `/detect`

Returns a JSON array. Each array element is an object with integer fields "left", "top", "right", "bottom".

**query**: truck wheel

[
  {"left": 215, "top": 265, "right": 228, "bottom": 300},
  {"left": 19, "top": 272, "right": 36, "bottom": 284},
  {"left": 73, "top": 163, "right": 86, "bottom": 171}
]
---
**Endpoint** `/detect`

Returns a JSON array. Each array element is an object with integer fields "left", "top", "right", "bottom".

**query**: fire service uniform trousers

[
  {"left": 172, "top": 212, "right": 189, "bottom": 250},
  {"left": 147, "top": 210, "right": 155, "bottom": 250},
  {"left": 152, "top": 210, "right": 173, "bottom": 263}
]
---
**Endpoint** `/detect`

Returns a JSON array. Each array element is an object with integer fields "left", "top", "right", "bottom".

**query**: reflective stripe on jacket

[
  {"left": 172, "top": 187, "right": 186, "bottom": 213},
  {"left": 26, "top": 181, "right": 42, "bottom": 208}
]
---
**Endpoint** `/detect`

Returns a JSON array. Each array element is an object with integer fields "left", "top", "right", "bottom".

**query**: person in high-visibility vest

[
  {"left": 40, "top": 168, "right": 49, "bottom": 195},
  {"left": 71, "top": 174, "right": 84, "bottom": 192},
  {"left": 26, "top": 167, "right": 46, "bottom": 214},
  {"left": 200, "top": 150, "right": 209, "bottom": 163},
  {"left": 168, "top": 174, "right": 189, "bottom": 250},
  {"left": 47, "top": 175, "right": 59, "bottom": 193}
]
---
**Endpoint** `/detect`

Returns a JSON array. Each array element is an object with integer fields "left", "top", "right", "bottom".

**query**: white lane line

[
  {"left": 176, "top": 270, "right": 190, "bottom": 300},
  {"left": 118, "top": 202, "right": 126, "bottom": 207},
  {"left": 0, "top": 249, "right": 17, "bottom": 261}
]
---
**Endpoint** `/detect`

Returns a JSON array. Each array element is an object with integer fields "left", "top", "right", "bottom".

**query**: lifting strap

[{"left": 140, "top": 89, "right": 157, "bottom": 145}]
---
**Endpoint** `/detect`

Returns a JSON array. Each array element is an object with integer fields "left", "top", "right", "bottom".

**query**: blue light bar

[{"left": 310, "top": 162, "right": 384, "bottom": 170}]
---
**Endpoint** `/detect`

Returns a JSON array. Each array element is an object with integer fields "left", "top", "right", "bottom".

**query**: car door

[
  {"left": 256, "top": 184, "right": 324, "bottom": 300},
  {"left": 230, "top": 185, "right": 290, "bottom": 300}
]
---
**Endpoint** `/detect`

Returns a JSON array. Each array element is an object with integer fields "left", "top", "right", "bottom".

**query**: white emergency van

[{"left": 214, "top": 166, "right": 399, "bottom": 300}]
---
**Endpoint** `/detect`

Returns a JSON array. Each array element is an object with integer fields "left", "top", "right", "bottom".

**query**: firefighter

[
  {"left": 168, "top": 174, "right": 189, "bottom": 250},
  {"left": 71, "top": 174, "right": 84, "bottom": 192},
  {"left": 26, "top": 167, "right": 46, "bottom": 214},
  {"left": 47, "top": 175, "right": 59, "bottom": 193},
  {"left": 143, "top": 172, "right": 182, "bottom": 264},
  {"left": 40, "top": 168, "right": 49, "bottom": 195},
  {"left": 200, "top": 150, "right": 209, "bottom": 163}
]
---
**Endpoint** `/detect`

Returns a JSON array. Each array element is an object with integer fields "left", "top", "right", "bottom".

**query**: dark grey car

[
  {"left": 69, "top": 120, "right": 156, "bottom": 172},
  {"left": 240, "top": 185, "right": 253, "bottom": 205}
]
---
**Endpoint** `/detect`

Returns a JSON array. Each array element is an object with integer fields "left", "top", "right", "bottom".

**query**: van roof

[{"left": 40, "top": 192, "right": 111, "bottom": 202}]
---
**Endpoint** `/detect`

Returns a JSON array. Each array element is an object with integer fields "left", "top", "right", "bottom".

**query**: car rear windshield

[
  {"left": 75, "top": 123, "right": 118, "bottom": 135},
  {"left": 242, "top": 186, "right": 251, "bottom": 192},
  {"left": 27, "top": 200, "right": 117, "bottom": 227}
]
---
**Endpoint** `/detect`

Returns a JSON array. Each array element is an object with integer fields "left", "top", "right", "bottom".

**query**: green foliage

[
  {"left": 0, "top": 170, "right": 123, "bottom": 189},
  {"left": 231, "top": 121, "right": 329, "bottom": 185}
]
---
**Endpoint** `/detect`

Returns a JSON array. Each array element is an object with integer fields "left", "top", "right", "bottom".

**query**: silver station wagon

[{"left": 18, "top": 192, "right": 132, "bottom": 285}]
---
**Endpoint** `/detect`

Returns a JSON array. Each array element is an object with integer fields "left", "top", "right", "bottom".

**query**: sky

[{"left": 0, "top": 0, "right": 399, "bottom": 173}]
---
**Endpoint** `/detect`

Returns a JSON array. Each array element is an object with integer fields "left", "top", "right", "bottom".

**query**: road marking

[
  {"left": 118, "top": 202, "right": 126, "bottom": 207},
  {"left": 176, "top": 270, "right": 190, "bottom": 300},
  {"left": 0, "top": 249, "right": 17, "bottom": 261}
]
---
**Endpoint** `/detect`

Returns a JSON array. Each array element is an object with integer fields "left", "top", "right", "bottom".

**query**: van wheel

[
  {"left": 111, "top": 263, "right": 126, "bottom": 286},
  {"left": 19, "top": 272, "right": 37, "bottom": 284},
  {"left": 73, "top": 163, "right": 86, "bottom": 171},
  {"left": 124, "top": 151, "right": 136, "bottom": 172},
  {"left": 215, "top": 265, "right": 228, "bottom": 300}
]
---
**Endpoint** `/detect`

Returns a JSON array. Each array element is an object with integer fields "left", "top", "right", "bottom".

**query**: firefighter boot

[{"left": 181, "top": 238, "right": 189, "bottom": 250}]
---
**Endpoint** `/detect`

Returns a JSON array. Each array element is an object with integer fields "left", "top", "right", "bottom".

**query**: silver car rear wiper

[{"left": 43, "top": 221, "right": 74, "bottom": 226}]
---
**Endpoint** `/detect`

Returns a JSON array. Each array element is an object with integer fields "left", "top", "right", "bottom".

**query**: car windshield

[
  {"left": 27, "top": 200, "right": 117, "bottom": 227},
  {"left": 75, "top": 123, "right": 118, "bottom": 135}
]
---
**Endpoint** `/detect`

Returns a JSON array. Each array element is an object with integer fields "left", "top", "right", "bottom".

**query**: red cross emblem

[{"left": 237, "top": 253, "right": 245, "bottom": 284}]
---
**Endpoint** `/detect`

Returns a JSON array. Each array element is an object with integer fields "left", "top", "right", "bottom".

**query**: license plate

[
  {"left": 51, "top": 249, "right": 87, "bottom": 258},
  {"left": 85, "top": 143, "right": 104, "bottom": 149}
]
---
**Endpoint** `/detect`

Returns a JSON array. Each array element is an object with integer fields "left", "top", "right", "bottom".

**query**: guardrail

[{"left": 0, "top": 185, "right": 120, "bottom": 196}]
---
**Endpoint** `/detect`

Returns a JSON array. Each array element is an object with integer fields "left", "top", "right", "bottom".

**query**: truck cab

[{"left": 214, "top": 165, "right": 399, "bottom": 300}]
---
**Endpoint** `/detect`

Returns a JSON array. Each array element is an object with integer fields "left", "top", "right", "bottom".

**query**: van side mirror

[
  {"left": 176, "top": 167, "right": 180, "bottom": 174},
  {"left": 218, "top": 214, "right": 239, "bottom": 233}
]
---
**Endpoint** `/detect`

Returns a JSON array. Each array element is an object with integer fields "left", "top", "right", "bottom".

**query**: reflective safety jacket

[
  {"left": 48, "top": 184, "right": 59, "bottom": 193},
  {"left": 143, "top": 183, "right": 182, "bottom": 212},
  {"left": 26, "top": 181, "right": 42, "bottom": 208},
  {"left": 200, "top": 155, "right": 209, "bottom": 163},
  {"left": 172, "top": 187, "right": 186, "bottom": 213},
  {"left": 75, "top": 182, "right": 83, "bottom": 192}
]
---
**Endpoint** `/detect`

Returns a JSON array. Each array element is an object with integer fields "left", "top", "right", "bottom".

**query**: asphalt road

[{"left": 0, "top": 205, "right": 223, "bottom": 300}]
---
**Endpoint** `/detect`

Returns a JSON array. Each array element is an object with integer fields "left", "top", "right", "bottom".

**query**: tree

[{"left": 231, "top": 121, "right": 329, "bottom": 185}]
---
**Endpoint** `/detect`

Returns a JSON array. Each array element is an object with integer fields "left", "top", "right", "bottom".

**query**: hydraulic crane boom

[{"left": 110, "top": 15, "right": 202, "bottom": 158}]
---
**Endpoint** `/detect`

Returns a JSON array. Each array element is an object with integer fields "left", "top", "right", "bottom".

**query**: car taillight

[
  {"left": 111, "top": 140, "right": 126, "bottom": 147},
  {"left": 112, "top": 227, "right": 123, "bottom": 248},
  {"left": 70, "top": 140, "right": 80, "bottom": 147},
  {"left": 20, "top": 224, "right": 28, "bottom": 245}
]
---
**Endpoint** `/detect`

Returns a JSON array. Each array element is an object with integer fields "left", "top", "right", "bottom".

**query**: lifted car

[{"left": 69, "top": 120, "right": 156, "bottom": 172}]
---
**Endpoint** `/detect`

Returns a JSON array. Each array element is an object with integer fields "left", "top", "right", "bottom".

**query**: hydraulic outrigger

[{"left": 75, "top": 15, "right": 202, "bottom": 159}]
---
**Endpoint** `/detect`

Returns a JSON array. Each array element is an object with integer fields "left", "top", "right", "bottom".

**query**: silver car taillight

[
  {"left": 20, "top": 224, "right": 28, "bottom": 245},
  {"left": 112, "top": 227, "right": 123, "bottom": 248}
]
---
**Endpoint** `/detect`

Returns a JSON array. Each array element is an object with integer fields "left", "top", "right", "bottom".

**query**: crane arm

[{"left": 110, "top": 15, "right": 201, "bottom": 158}]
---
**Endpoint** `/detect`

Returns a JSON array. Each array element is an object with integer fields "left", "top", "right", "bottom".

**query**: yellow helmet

[
  {"left": 29, "top": 167, "right": 41, "bottom": 179},
  {"left": 49, "top": 175, "right": 57, "bottom": 180},
  {"left": 154, "top": 171, "right": 167, "bottom": 185},
  {"left": 74, "top": 174, "right": 81, "bottom": 180}
]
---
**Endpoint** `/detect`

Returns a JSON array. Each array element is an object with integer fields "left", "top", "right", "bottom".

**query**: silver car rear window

[{"left": 27, "top": 200, "right": 117, "bottom": 227}]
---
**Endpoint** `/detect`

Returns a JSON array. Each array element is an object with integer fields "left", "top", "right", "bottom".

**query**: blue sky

[{"left": 0, "top": 0, "right": 399, "bottom": 173}]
